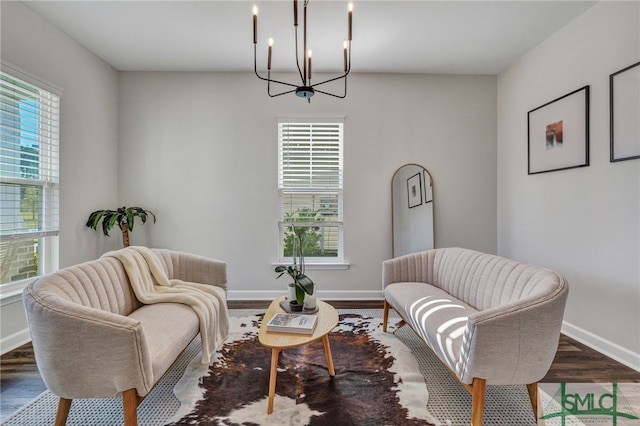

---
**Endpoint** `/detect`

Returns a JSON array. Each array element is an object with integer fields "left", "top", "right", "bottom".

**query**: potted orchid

[{"left": 274, "top": 223, "right": 315, "bottom": 309}]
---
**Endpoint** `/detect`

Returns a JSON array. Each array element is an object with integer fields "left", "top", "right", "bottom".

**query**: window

[
  {"left": 1, "top": 65, "right": 60, "bottom": 291},
  {"left": 278, "top": 120, "right": 344, "bottom": 264}
]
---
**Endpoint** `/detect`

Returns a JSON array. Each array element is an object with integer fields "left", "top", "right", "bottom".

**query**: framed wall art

[
  {"left": 423, "top": 169, "right": 433, "bottom": 204},
  {"left": 407, "top": 172, "right": 422, "bottom": 208},
  {"left": 610, "top": 61, "right": 640, "bottom": 162},
  {"left": 528, "top": 86, "right": 589, "bottom": 174}
]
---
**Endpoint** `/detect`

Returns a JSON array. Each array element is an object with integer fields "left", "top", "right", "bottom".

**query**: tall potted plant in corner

[
  {"left": 85, "top": 206, "right": 156, "bottom": 247},
  {"left": 274, "top": 223, "right": 315, "bottom": 309}
]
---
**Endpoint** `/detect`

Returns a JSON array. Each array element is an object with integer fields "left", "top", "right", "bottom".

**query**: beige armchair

[{"left": 22, "top": 248, "right": 227, "bottom": 426}]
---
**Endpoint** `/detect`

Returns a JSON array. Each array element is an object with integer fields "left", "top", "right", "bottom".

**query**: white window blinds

[
  {"left": 1, "top": 70, "right": 60, "bottom": 240},
  {"left": 278, "top": 121, "right": 344, "bottom": 261},
  {"left": 279, "top": 122, "right": 343, "bottom": 190}
]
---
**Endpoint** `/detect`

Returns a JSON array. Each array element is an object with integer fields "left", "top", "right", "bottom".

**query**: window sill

[
  {"left": 0, "top": 279, "right": 30, "bottom": 306},
  {"left": 271, "top": 262, "right": 350, "bottom": 271}
]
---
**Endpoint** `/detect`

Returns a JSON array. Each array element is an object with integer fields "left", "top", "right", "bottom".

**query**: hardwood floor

[
  {"left": 2, "top": 300, "right": 638, "bottom": 421},
  {"left": 0, "top": 343, "right": 47, "bottom": 420}
]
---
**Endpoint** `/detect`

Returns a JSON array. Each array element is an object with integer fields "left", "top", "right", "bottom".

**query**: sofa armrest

[
  {"left": 23, "top": 286, "right": 155, "bottom": 399},
  {"left": 152, "top": 248, "right": 227, "bottom": 292},
  {"left": 383, "top": 250, "right": 437, "bottom": 288},
  {"left": 456, "top": 281, "right": 568, "bottom": 385}
]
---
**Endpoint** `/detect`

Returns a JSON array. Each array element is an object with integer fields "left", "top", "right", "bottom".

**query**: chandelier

[{"left": 252, "top": 0, "right": 353, "bottom": 102}]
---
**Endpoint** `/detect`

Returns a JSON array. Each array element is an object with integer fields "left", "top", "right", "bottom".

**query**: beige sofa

[
  {"left": 22, "top": 248, "right": 227, "bottom": 426},
  {"left": 382, "top": 247, "right": 568, "bottom": 426}
]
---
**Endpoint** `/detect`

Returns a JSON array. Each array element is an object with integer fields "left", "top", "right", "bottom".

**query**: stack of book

[{"left": 266, "top": 313, "right": 318, "bottom": 334}]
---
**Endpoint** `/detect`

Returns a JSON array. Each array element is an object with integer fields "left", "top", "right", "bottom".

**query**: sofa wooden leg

[
  {"left": 122, "top": 388, "right": 139, "bottom": 426},
  {"left": 54, "top": 397, "right": 72, "bottom": 426},
  {"left": 383, "top": 300, "right": 390, "bottom": 332},
  {"left": 527, "top": 383, "right": 539, "bottom": 421},
  {"left": 471, "top": 378, "right": 486, "bottom": 426}
]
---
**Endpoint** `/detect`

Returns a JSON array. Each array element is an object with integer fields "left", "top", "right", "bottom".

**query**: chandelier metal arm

[
  {"left": 309, "top": 69, "right": 350, "bottom": 89},
  {"left": 254, "top": 45, "right": 299, "bottom": 89},
  {"left": 313, "top": 77, "right": 348, "bottom": 99},
  {"left": 313, "top": 89, "right": 346, "bottom": 99},
  {"left": 267, "top": 86, "right": 298, "bottom": 98},
  {"left": 294, "top": 27, "right": 305, "bottom": 83},
  {"left": 267, "top": 71, "right": 301, "bottom": 98}
]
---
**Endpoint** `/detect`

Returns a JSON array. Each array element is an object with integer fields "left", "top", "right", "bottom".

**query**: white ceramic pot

[
  {"left": 287, "top": 283, "right": 296, "bottom": 301},
  {"left": 303, "top": 286, "right": 316, "bottom": 310}
]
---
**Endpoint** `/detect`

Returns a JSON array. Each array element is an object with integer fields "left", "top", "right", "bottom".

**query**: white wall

[
  {"left": 118, "top": 72, "right": 497, "bottom": 300},
  {"left": 0, "top": 1, "right": 120, "bottom": 353},
  {"left": 497, "top": 1, "right": 640, "bottom": 369}
]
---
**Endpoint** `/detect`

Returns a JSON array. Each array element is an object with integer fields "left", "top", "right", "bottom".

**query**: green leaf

[
  {"left": 296, "top": 274, "right": 314, "bottom": 295},
  {"left": 295, "top": 284, "right": 305, "bottom": 304},
  {"left": 85, "top": 210, "right": 104, "bottom": 229},
  {"left": 126, "top": 210, "right": 135, "bottom": 232},
  {"left": 100, "top": 212, "right": 112, "bottom": 236},
  {"left": 105, "top": 213, "right": 120, "bottom": 236}
]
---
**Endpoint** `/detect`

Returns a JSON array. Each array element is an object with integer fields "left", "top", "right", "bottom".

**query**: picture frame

[
  {"left": 407, "top": 172, "right": 422, "bottom": 208},
  {"left": 528, "top": 86, "right": 589, "bottom": 174},
  {"left": 423, "top": 169, "right": 433, "bottom": 204},
  {"left": 610, "top": 61, "right": 640, "bottom": 162}
]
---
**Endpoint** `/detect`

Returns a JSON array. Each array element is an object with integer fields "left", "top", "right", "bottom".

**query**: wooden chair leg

[
  {"left": 383, "top": 300, "right": 390, "bottom": 332},
  {"left": 122, "top": 388, "right": 139, "bottom": 426},
  {"left": 527, "top": 383, "right": 539, "bottom": 421},
  {"left": 54, "top": 397, "right": 72, "bottom": 426},
  {"left": 471, "top": 378, "right": 486, "bottom": 426}
]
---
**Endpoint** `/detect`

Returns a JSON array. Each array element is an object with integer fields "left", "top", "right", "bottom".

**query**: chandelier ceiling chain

[{"left": 252, "top": 0, "right": 353, "bottom": 103}]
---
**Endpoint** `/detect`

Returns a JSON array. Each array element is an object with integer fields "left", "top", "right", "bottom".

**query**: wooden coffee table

[{"left": 258, "top": 295, "right": 339, "bottom": 414}]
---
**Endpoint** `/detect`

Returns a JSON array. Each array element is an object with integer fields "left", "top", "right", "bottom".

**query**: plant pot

[
  {"left": 303, "top": 285, "right": 317, "bottom": 310},
  {"left": 289, "top": 300, "right": 304, "bottom": 312},
  {"left": 287, "top": 283, "right": 296, "bottom": 301}
]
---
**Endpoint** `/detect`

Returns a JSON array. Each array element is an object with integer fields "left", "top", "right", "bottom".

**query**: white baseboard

[
  {"left": 0, "top": 328, "right": 31, "bottom": 356},
  {"left": 562, "top": 321, "right": 640, "bottom": 373},
  {"left": 228, "top": 289, "right": 384, "bottom": 301}
]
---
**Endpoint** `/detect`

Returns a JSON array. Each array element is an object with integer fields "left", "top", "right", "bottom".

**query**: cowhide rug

[{"left": 167, "top": 313, "right": 439, "bottom": 426}]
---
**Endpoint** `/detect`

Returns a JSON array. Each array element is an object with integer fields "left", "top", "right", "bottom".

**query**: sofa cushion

[
  {"left": 128, "top": 302, "right": 199, "bottom": 382},
  {"left": 384, "top": 282, "right": 477, "bottom": 372}
]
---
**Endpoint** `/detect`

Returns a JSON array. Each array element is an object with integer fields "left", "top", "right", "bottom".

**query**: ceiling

[{"left": 23, "top": 1, "right": 598, "bottom": 75}]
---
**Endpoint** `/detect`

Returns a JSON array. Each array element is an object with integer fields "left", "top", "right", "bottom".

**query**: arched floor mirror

[{"left": 392, "top": 164, "right": 434, "bottom": 257}]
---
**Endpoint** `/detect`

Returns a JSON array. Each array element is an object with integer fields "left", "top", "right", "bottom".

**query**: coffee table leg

[
  {"left": 322, "top": 334, "right": 336, "bottom": 376},
  {"left": 267, "top": 348, "right": 281, "bottom": 414}
]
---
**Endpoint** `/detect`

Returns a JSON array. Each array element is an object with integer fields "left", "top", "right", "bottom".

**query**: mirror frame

[{"left": 391, "top": 164, "right": 434, "bottom": 257}]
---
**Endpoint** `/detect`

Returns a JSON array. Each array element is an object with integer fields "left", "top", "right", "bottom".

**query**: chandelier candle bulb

[
  {"left": 343, "top": 40, "right": 348, "bottom": 71},
  {"left": 303, "top": 4, "right": 307, "bottom": 84},
  {"left": 348, "top": 3, "right": 353, "bottom": 41},
  {"left": 252, "top": 5, "right": 258, "bottom": 44},
  {"left": 268, "top": 38, "right": 273, "bottom": 70}
]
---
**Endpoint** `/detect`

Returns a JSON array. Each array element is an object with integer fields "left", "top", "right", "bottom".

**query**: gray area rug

[{"left": 1, "top": 309, "right": 537, "bottom": 426}]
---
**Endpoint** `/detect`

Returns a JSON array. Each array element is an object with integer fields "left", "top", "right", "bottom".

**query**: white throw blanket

[{"left": 102, "top": 246, "right": 229, "bottom": 364}]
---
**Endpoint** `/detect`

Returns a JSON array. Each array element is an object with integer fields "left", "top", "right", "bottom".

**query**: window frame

[
  {"left": 0, "top": 62, "right": 61, "bottom": 297},
  {"left": 277, "top": 118, "right": 346, "bottom": 267}
]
